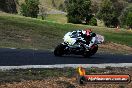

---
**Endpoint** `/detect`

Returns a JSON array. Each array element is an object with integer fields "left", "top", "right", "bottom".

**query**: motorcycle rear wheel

[
  {"left": 90, "top": 44, "right": 98, "bottom": 56},
  {"left": 83, "top": 44, "right": 98, "bottom": 58}
]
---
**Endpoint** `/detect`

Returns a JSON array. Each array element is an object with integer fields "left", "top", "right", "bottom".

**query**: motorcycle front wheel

[{"left": 54, "top": 44, "right": 65, "bottom": 56}]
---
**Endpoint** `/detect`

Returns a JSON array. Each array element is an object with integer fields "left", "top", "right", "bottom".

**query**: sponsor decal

[{"left": 77, "top": 67, "right": 131, "bottom": 84}]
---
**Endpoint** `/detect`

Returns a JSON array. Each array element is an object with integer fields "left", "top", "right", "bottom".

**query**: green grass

[
  {"left": 38, "top": 14, "right": 67, "bottom": 23},
  {"left": 45, "top": 14, "right": 67, "bottom": 23},
  {"left": 0, "top": 68, "right": 75, "bottom": 83},
  {"left": 0, "top": 13, "right": 132, "bottom": 50}
]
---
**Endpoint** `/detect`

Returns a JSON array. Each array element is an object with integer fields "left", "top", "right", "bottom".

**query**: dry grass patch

[
  {"left": 0, "top": 77, "right": 131, "bottom": 88},
  {"left": 99, "top": 42, "right": 132, "bottom": 54}
]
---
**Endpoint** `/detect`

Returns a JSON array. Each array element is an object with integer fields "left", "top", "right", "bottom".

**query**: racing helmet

[
  {"left": 85, "top": 29, "right": 92, "bottom": 36},
  {"left": 76, "top": 30, "right": 84, "bottom": 36}
]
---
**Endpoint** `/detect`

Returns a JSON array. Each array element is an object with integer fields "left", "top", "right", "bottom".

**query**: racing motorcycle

[{"left": 54, "top": 31, "right": 104, "bottom": 57}]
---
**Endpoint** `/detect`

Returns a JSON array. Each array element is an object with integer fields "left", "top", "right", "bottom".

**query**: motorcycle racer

[
  {"left": 54, "top": 29, "right": 104, "bottom": 57},
  {"left": 70, "top": 29, "right": 96, "bottom": 50}
]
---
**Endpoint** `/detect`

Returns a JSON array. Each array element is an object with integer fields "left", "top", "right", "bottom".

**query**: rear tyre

[
  {"left": 83, "top": 51, "right": 91, "bottom": 58},
  {"left": 54, "top": 44, "right": 65, "bottom": 56},
  {"left": 90, "top": 44, "right": 98, "bottom": 56},
  {"left": 83, "top": 44, "right": 98, "bottom": 58}
]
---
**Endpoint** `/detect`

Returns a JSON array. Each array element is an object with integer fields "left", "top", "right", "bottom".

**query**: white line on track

[{"left": 0, "top": 63, "right": 132, "bottom": 70}]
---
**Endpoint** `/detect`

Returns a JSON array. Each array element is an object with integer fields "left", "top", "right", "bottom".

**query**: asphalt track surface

[{"left": 0, "top": 48, "right": 132, "bottom": 66}]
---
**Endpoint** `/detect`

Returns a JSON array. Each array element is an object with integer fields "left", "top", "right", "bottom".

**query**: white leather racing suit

[{"left": 72, "top": 30, "right": 96, "bottom": 49}]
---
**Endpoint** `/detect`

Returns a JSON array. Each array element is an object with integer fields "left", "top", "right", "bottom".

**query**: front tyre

[{"left": 54, "top": 44, "right": 65, "bottom": 56}]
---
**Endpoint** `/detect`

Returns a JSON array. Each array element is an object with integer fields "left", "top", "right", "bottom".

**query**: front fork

[{"left": 62, "top": 42, "right": 71, "bottom": 55}]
